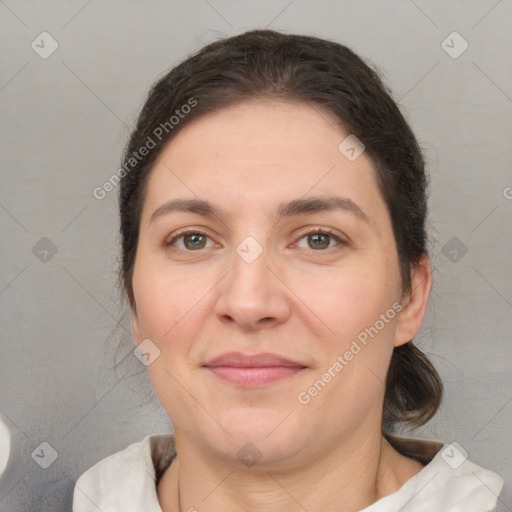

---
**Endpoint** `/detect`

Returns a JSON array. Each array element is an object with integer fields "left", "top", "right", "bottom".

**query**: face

[{"left": 131, "top": 100, "right": 413, "bottom": 466}]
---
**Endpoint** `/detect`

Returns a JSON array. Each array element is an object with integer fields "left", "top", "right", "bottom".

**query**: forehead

[{"left": 141, "top": 100, "right": 388, "bottom": 228}]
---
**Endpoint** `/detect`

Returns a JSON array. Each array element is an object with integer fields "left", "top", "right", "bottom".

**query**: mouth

[{"left": 202, "top": 352, "right": 308, "bottom": 387}]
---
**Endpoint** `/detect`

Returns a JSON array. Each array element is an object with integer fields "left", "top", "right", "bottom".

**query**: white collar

[{"left": 73, "top": 434, "right": 503, "bottom": 512}]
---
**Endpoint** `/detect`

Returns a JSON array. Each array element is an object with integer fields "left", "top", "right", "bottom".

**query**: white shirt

[{"left": 73, "top": 434, "right": 503, "bottom": 512}]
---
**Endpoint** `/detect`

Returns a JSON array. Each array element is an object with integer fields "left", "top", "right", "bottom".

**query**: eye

[
  {"left": 165, "top": 228, "right": 346, "bottom": 252},
  {"left": 295, "top": 229, "right": 346, "bottom": 251},
  {"left": 166, "top": 230, "right": 214, "bottom": 251}
]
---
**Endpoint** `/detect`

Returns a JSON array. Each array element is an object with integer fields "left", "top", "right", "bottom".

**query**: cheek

[
  {"left": 292, "top": 256, "right": 398, "bottom": 341},
  {"left": 132, "top": 253, "right": 216, "bottom": 347},
  {"left": 295, "top": 261, "right": 399, "bottom": 415},
  {"left": 132, "top": 254, "right": 172, "bottom": 338},
  {"left": 132, "top": 247, "right": 205, "bottom": 328},
  {"left": 132, "top": 260, "right": 206, "bottom": 411}
]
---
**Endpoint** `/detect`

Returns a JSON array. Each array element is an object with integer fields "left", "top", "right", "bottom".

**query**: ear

[{"left": 394, "top": 254, "right": 432, "bottom": 347}]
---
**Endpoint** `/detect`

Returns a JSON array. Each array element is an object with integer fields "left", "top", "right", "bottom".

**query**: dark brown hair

[{"left": 118, "top": 29, "right": 442, "bottom": 429}]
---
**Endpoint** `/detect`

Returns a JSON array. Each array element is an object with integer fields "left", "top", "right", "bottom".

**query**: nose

[{"left": 214, "top": 241, "right": 291, "bottom": 331}]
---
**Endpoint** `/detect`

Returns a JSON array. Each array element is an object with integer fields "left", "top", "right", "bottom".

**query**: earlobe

[{"left": 394, "top": 254, "right": 432, "bottom": 347}]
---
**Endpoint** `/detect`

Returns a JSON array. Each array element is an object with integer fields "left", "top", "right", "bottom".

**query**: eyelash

[
  {"left": 165, "top": 228, "right": 348, "bottom": 253},
  {"left": 293, "top": 228, "right": 347, "bottom": 251}
]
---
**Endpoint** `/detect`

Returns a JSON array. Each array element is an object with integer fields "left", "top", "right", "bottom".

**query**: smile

[{"left": 203, "top": 351, "right": 308, "bottom": 387}]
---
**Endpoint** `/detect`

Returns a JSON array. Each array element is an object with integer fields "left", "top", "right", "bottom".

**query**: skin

[{"left": 131, "top": 100, "right": 432, "bottom": 512}]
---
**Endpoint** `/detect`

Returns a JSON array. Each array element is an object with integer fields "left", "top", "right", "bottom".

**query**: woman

[{"left": 73, "top": 30, "right": 503, "bottom": 511}]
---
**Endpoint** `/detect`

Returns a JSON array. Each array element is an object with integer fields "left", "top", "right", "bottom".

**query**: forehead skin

[{"left": 139, "top": 100, "right": 393, "bottom": 251}]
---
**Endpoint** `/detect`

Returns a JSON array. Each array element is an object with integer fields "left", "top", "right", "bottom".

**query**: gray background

[{"left": 1, "top": 0, "right": 511, "bottom": 510}]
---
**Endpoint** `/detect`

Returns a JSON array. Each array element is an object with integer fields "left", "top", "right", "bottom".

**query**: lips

[
  {"left": 203, "top": 352, "right": 308, "bottom": 387},
  {"left": 204, "top": 352, "right": 306, "bottom": 368}
]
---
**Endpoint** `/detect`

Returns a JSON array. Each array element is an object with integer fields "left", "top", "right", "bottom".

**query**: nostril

[{"left": 220, "top": 314, "right": 234, "bottom": 322}]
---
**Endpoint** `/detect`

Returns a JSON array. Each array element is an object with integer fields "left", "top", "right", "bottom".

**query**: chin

[{"left": 196, "top": 407, "right": 307, "bottom": 466}]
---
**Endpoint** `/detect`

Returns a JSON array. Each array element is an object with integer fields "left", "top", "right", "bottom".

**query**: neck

[{"left": 157, "top": 428, "right": 423, "bottom": 512}]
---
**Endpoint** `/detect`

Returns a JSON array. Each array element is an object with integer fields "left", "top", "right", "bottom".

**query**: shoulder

[
  {"left": 72, "top": 434, "right": 176, "bottom": 512},
  {"left": 367, "top": 436, "right": 504, "bottom": 512}
]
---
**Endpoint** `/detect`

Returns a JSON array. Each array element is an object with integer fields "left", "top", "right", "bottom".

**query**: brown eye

[
  {"left": 307, "top": 233, "right": 331, "bottom": 250},
  {"left": 167, "top": 231, "right": 213, "bottom": 251},
  {"left": 182, "top": 233, "right": 207, "bottom": 250},
  {"left": 295, "top": 230, "right": 345, "bottom": 251}
]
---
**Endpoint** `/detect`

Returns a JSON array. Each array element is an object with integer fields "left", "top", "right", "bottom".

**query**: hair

[{"left": 118, "top": 29, "right": 442, "bottom": 430}]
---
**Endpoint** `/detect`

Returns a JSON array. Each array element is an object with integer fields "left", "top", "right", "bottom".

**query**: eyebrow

[{"left": 149, "top": 196, "right": 371, "bottom": 225}]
